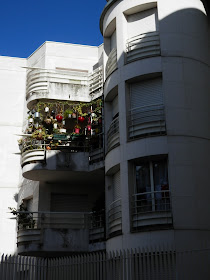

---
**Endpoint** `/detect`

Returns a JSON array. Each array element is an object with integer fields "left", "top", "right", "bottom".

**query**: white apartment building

[{"left": 0, "top": 0, "right": 209, "bottom": 266}]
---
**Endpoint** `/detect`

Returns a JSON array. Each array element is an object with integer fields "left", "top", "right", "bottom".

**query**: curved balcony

[
  {"left": 89, "top": 66, "right": 103, "bottom": 96},
  {"left": 26, "top": 68, "right": 89, "bottom": 108},
  {"left": 131, "top": 190, "right": 172, "bottom": 230},
  {"left": 17, "top": 211, "right": 105, "bottom": 256},
  {"left": 21, "top": 135, "right": 104, "bottom": 181},
  {"left": 128, "top": 104, "right": 166, "bottom": 140},
  {"left": 108, "top": 199, "right": 122, "bottom": 237},
  {"left": 26, "top": 67, "right": 104, "bottom": 109},
  {"left": 107, "top": 117, "right": 119, "bottom": 152},
  {"left": 125, "top": 31, "right": 160, "bottom": 64},
  {"left": 105, "top": 48, "right": 117, "bottom": 79}
]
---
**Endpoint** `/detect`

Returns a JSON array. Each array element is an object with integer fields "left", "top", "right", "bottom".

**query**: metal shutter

[
  {"left": 113, "top": 171, "right": 121, "bottom": 201},
  {"left": 127, "top": 8, "right": 158, "bottom": 39},
  {"left": 130, "top": 78, "right": 163, "bottom": 110},
  {"left": 112, "top": 95, "right": 119, "bottom": 118},
  {"left": 51, "top": 193, "right": 88, "bottom": 212},
  {"left": 110, "top": 30, "right": 116, "bottom": 50}
]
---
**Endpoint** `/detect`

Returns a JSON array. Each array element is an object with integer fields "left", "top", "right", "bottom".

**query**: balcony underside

[
  {"left": 22, "top": 150, "right": 104, "bottom": 182},
  {"left": 23, "top": 165, "right": 105, "bottom": 183}
]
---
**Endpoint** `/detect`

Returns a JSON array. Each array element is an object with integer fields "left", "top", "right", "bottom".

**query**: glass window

[{"left": 134, "top": 158, "right": 170, "bottom": 214}]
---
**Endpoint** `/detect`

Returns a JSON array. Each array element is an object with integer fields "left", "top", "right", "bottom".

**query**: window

[
  {"left": 128, "top": 77, "right": 166, "bottom": 139},
  {"left": 132, "top": 158, "right": 172, "bottom": 230}
]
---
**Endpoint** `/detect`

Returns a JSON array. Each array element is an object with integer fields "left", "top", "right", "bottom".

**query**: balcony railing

[
  {"left": 89, "top": 210, "right": 105, "bottom": 242},
  {"left": 127, "top": 104, "right": 166, "bottom": 139},
  {"left": 126, "top": 31, "right": 161, "bottom": 64},
  {"left": 131, "top": 190, "right": 172, "bottom": 230},
  {"left": 108, "top": 199, "right": 122, "bottom": 237},
  {"left": 26, "top": 68, "right": 89, "bottom": 101},
  {"left": 89, "top": 66, "right": 103, "bottom": 95},
  {"left": 107, "top": 117, "right": 119, "bottom": 152},
  {"left": 21, "top": 134, "right": 104, "bottom": 167},
  {"left": 105, "top": 48, "right": 117, "bottom": 78},
  {"left": 17, "top": 211, "right": 105, "bottom": 243}
]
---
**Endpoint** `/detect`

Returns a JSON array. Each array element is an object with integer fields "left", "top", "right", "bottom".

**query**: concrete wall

[
  {"left": 101, "top": 0, "right": 210, "bottom": 252},
  {"left": 0, "top": 56, "right": 26, "bottom": 254}
]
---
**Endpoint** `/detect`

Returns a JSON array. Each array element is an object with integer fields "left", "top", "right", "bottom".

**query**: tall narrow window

[
  {"left": 128, "top": 77, "right": 166, "bottom": 139},
  {"left": 132, "top": 158, "right": 172, "bottom": 230}
]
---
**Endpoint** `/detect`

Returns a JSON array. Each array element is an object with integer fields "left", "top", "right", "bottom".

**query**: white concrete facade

[
  {"left": 0, "top": 0, "right": 209, "bottom": 262},
  {"left": 101, "top": 0, "right": 210, "bottom": 253}
]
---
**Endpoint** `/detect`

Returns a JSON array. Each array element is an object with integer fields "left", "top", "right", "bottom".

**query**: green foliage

[{"left": 9, "top": 203, "right": 35, "bottom": 230}]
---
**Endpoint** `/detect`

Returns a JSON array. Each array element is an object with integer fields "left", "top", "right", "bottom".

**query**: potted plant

[
  {"left": 74, "top": 124, "right": 81, "bottom": 134},
  {"left": 56, "top": 113, "right": 63, "bottom": 122},
  {"left": 64, "top": 109, "right": 73, "bottom": 119},
  {"left": 78, "top": 116, "right": 85, "bottom": 122},
  {"left": 44, "top": 116, "right": 52, "bottom": 125},
  {"left": 32, "top": 129, "right": 47, "bottom": 140},
  {"left": 18, "top": 138, "right": 23, "bottom": 151}
]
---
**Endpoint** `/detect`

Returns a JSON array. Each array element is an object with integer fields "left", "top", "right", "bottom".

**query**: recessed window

[
  {"left": 128, "top": 77, "right": 166, "bottom": 140},
  {"left": 131, "top": 158, "right": 172, "bottom": 230}
]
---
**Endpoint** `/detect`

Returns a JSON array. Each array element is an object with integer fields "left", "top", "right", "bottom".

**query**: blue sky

[{"left": 0, "top": 0, "right": 107, "bottom": 58}]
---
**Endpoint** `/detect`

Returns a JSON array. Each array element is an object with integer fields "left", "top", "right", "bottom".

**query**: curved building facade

[{"left": 101, "top": 0, "right": 210, "bottom": 252}]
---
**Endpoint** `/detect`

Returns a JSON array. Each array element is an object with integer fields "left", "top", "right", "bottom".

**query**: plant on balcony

[
  {"left": 56, "top": 113, "right": 63, "bottom": 122},
  {"left": 9, "top": 203, "right": 35, "bottom": 230},
  {"left": 17, "top": 138, "right": 23, "bottom": 151},
  {"left": 74, "top": 124, "right": 81, "bottom": 134},
  {"left": 44, "top": 116, "right": 53, "bottom": 125},
  {"left": 64, "top": 109, "right": 73, "bottom": 119},
  {"left": 32, "top": 128, "right": 47, "bottom": 140}
]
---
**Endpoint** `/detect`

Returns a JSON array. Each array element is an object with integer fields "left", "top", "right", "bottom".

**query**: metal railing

[
  {"left": 1, "top": 246, "right": 210, "bottom": 280},
  {"left": 21, "top": 135, "right": 105, "bottom": 166},
  {"left": 126, "top": 31, "right": 161, "bottom": 63},
  {"left": 89, "top": 66, "right": 103, "bottom": 95},
  {"left": 128, "top": 104, "right": 166, "bottom": 139},
  {"left": 105, "top": 48, "right": 117, "bottom": 78},
  {"left": 108, "top": 199, "right": 122, "bottom": 236},
  {"left": 107, "top": 117, "right": 119, "bottom": 152},
  {"left": 16, "top": 211, "right": 105, "bottom": 243},
  {"left": 132, "top": 190, "right": 172, "bottom": 230},
  {"left": 89, "top": 210, "right": 105, "bottom": 242}
]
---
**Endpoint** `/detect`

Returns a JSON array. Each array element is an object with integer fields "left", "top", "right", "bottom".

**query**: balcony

[
  {"left": 26, "top": 68, "right": 90, "bottom": 108},
  {"left": 105, "top": 48, "right": 117, "bottom": 78},
  {"left": 107, "top": 117, "right": 119, "bottom": 152},
  {"left": 108, "top": 199, "right": 122, "bottom": 237},
  {"left": 17, "top": 211, "right": 105, "bottom": 256},
  {"left": 125, "top": 31, "right": 160, "bottom": 64},
  {"left": 127, "top": 104, "right": 166, "bottom": 140},
  {"left": 89, "top": 66, "right": 103, "bottom": 97},
  {"left": 131, "top": 190, "right": 172, "bottom": 230},
  {"left": 21, "top": 134, "right": 104, "bottom": 181},
  {"left": 26, "top": 66, "right": 104, "bottom": 109}
]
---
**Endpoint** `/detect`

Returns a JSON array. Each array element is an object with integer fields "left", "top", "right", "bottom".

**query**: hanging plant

[
  {"left": 44, "top": 116, "right": 52, "bottom": 125},
  {"left": 78, "top": 116, "right": 85, "bottom": 122},
  {"left": 74, "top": 124, "right": 81, "bottom": 134},
  {"left": 56, "top": 114, "right": 63, "bottom": 122},
  {"left": 64, "top": 109, "right": 73, "bottom": 119},
  {"left": 87, "top": 124, "right": 91, "bottom": 131},
  {"left": 34, "top": 112, "right": 40, "bottom": 119}
]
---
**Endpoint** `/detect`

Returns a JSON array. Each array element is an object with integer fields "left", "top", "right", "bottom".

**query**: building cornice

[{"left": 100, "top": 0, "right": 122, "bottom": 34}]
